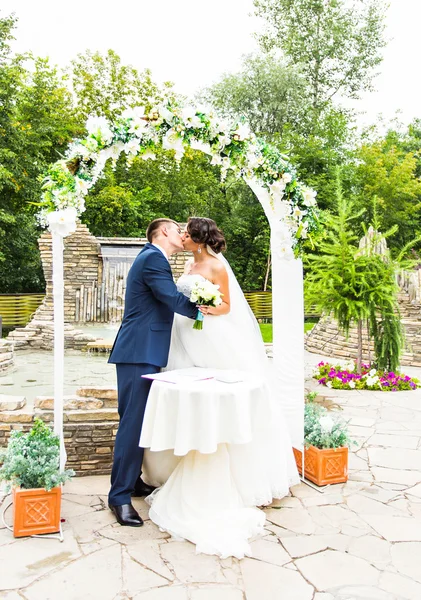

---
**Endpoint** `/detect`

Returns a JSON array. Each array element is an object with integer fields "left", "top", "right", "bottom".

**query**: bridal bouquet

[{"left": 190, "top": 280, "right": 223, "bottom": 330}]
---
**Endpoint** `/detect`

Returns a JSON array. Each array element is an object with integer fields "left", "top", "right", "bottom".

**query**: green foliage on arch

[{"left": 39, "top": 98, "right": 319, "bottom": 256}]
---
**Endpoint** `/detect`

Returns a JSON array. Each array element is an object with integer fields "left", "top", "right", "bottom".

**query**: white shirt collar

[{"left": 152, "top": 243, "right": 169, "bottom": 261}]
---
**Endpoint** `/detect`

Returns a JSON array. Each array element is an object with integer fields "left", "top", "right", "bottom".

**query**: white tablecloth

[{"left": 139, "top": 370, "right": 270, "bottom": 456}]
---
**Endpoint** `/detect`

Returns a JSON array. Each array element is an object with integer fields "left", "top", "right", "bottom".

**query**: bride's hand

[{"left": 198, "top": 305, "right": 211, "bottom": 315}]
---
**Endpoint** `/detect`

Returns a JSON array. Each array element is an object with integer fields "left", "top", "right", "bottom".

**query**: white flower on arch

[{"left": 39, "top": 96, "right": 318, "bottom": 259}]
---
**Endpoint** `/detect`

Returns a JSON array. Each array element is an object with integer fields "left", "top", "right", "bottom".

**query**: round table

[
  {"left": 139, "top": 369, "right": 270, "bottom": 456},
  {"left": 140, "top": 369, "right": 296, "bottom": 558},
  {"left": 139, "top": 368, "right": 278, "bottom": 558}
]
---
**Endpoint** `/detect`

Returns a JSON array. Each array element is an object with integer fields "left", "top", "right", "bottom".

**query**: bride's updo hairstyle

[{"left": 187, "top": 217, "right": 227, "bottom": 254}]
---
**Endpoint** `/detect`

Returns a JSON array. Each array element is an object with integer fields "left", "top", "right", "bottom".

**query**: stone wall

[
  {"left": 8, "top": 222, "right": 190, "bottom": 350},
  {"left": 306, "top": 291, "right": 421, "bottom": 367},
  {"left": 0, "top": 386, "right": 119, "bottom": 476},
  {"left": 0, "top": 340, "right": 15, "bottom": 375},
  {"left": 39, "top": 222, "right": 101, "bottom": 323}
]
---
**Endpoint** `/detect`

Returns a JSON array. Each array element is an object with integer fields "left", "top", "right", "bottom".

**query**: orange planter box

[
  {"left": 13, "top": 486, "right": 62, "bottom": 538},
  {"left": 293, "top": 445, "right": 348, "bottom": 486}
]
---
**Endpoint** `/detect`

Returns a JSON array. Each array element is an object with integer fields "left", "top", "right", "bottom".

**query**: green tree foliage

[
  {"left": 69, "top": 49, "right": 173, "bottom": 121},
  {"left": 219, "top": 179, "right": 271, "bottom": 291},
  {"left": 0, "top": 14, "right": 81, "bottom": 292},
  {"left": 83, "top": 150, "right": 271, "bottom": 290},
  {"left": 200, "top": 53, "right": 310, "bottom": 141},
  {"left": 0, "top": 213, "right": 45, "bottom": 292},
  {"left": 305, "top": 176, "right": 404, "bottom": 373},
  {"left": 352, "top": 137, "right": 421, "bottom": 249},
  {"left": 204, "top": 51, "right": 355, "bottom": 211},
  {"left": 253, "top": 0, "right": 387, "bottom": 114},
  {"left": 288, "top": 107, "right": 355, "bottom": 210},
  {"left": 402, "top": 119, "right": 421, "bottom": 178}
]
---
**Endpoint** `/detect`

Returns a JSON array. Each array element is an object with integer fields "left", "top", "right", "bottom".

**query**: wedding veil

[{"left": 207, "top": 246, "right": 272, "bottom": 377}]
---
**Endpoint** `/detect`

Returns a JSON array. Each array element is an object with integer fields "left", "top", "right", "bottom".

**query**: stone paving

[{"left": 1, "top": 352, "right": 421, "bottom": 599}]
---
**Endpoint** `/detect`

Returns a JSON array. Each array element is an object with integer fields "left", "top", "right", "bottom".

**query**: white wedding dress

[{"left": 142, "top": 250, "right": 299, "bottom": 558}]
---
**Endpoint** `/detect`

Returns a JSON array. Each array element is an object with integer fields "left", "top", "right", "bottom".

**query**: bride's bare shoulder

[{"left": 210, "top": 257, "right": 228, "bottom": 277}]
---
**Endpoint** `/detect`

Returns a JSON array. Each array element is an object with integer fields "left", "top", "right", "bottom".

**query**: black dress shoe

[
  {"left": 132, "top": 480, "right": 156, "bottom": 497},
  {"left": 109, "top": 503, "right": 144, "bottom": 527}
]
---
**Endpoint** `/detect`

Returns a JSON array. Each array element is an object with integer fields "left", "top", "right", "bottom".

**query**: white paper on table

[
  {"left": 213, "top": 370, "right": 245, "bottom": 383},
  {"left": 141, "top": 367, "right": 215, "bottom": 384}
]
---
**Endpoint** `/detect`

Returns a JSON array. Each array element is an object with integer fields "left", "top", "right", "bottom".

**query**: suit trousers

[{"left": 108, "top": 363, "right": 159, "bottom": 506}]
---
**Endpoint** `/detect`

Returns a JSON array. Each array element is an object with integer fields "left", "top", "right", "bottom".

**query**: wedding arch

[{"left": 39, "top": 99, "right": 319, "bottom": 470}]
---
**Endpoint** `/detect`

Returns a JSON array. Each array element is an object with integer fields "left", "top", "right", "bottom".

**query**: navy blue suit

[{"left": 108, "top": 243, "right": 197, "bottom": 505}]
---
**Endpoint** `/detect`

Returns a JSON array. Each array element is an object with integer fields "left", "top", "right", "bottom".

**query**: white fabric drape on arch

[
  {"left": 48, "top": 210, "right": 78, "bottom": 472},
  {"left": 246, "top": 178, "right": 304, "bottom": 448}
]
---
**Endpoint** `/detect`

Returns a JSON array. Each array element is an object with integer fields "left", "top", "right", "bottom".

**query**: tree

[
  {"left": 200, "top": 53, "right": 310, "bottom": 141},
  {"left": 0, "top": 213, "right": 45, "bottom": 292},
  {"left": 399, "top": 119, "right": 421, "bottom": 178},
  {"left": 287, "top": 106, "right": 355, "bottom": 210},
  {"left": 203, "top": 51, "right": 355, "bottom": 211},
  {"left": 305, "top": 175, "right": 404, "bottom": 373},
  {"left": 69, "top": 49, "right": 174, "bottom": 122},
  {"left": 0, "top": 14, "right": 80, "bottom": 292},
  {"left": 83, "top": 150, "right": 271, "bottom": 290},
  {"left": 219, "top": 179, "right": 271, "bottom": 291},
  {"left": 352, "top": 138, "right": 421, "bottom": 249},
  {"left": 254, "top": 0, "right": 387, "bottom": 115}
]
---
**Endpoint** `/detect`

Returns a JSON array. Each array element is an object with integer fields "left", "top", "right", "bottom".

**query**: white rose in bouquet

[{"left": 190, "top": 280, "right": 223, "bottom": 330}]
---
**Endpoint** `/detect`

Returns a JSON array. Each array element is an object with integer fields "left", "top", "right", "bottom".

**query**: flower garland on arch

[{"left": 39, "top": 98, "right": 319, "bottom": 254}]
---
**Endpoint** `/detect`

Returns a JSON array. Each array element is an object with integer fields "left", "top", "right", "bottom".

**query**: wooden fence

[
  {"left": 0, "top": 294, "right": 45, "bottom": 327},
  {"left": 244, "top": 292, "right": 319, "bottom": 320},
  {"left": 0, "top": 292, "right": 319, "bottom": 328},
  {"left": 244, "top": 292, "right": 273, "bottom": 319}
]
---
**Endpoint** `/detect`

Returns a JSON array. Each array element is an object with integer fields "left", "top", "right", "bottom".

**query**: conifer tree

[{"left": 305, "top": 175, "right": 406, "bottom": 373}]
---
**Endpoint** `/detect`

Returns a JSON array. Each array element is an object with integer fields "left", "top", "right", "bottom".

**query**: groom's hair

[{"left": 146, "top": 218, "right": 179, "bottom": 242}]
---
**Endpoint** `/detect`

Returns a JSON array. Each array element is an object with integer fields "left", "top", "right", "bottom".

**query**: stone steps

[{"left": 0, "top": 340, "right": 15, "bottom": 374}]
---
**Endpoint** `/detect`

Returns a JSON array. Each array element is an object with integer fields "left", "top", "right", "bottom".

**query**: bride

[{"left": 143, "top": 217, "right": 299, "bottom": 558}]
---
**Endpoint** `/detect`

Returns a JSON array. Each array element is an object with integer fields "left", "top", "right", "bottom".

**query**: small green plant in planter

[
  {"left": 0, "top": 418, "right": 74, "bottom": 537},
  {"left": 294, "top": 401, "right": 355, "bottom": 486},
  {"left": 304, "top": 402, "right": 355, "bottom": 450}
]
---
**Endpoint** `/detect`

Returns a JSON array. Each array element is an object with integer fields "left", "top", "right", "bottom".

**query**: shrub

[
  {"left": 304, "top": 401, "right": 355, "bottom": 449},
  {"left": 0, "top": 419, "right": 74, "bottom": 492}
]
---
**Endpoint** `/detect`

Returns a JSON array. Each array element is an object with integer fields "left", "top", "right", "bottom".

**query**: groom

[{"left": 108, "top": 218, "right": 198, "bottom": 526}]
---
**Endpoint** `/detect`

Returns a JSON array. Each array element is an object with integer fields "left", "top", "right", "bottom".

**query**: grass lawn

[{"left": 259, "top": 322, "right": 315, "bottom": 343}]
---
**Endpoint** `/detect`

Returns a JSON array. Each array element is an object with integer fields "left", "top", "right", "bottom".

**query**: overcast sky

[{"left": 2, "top": 0, "right": 420, "bottom": 127}]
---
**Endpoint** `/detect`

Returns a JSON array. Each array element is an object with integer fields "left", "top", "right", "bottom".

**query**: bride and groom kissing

[{"left": 107, "top": 216, "right": 299, "bottom": 544}]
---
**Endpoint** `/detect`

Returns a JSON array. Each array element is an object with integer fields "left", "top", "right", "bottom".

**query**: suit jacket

[{"left": 108, "top": 243, "right": 197, "bottom": 366}]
